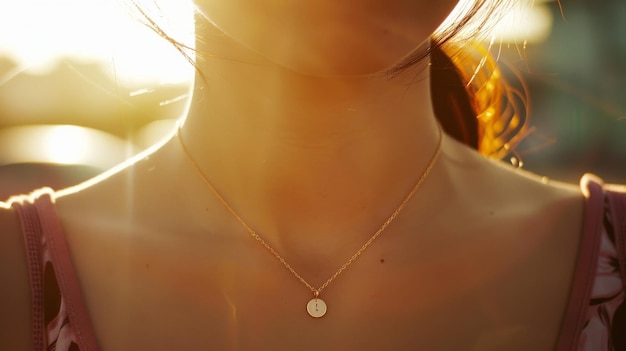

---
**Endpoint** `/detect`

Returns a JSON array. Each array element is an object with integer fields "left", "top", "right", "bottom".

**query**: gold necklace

[{"left": 177, "top": 126, "right": 443, "bottom": 318}]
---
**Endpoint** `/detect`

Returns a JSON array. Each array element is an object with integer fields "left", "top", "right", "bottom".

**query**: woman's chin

[
  {"left": 260, "top": 40, "right": 428, "bottom": 79},
  {"left": 276, "top": 59, "right": 394, "bottom": 79},
  {"left": 195, "top": 9, "right": 430, "bottom": 78}
]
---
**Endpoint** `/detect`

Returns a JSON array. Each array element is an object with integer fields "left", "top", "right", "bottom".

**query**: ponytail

[
  {"left": 431, "top": 42, "right": 528, "bottom": 161},
  {"left": 430, "top": 44, "right": 479, "bottom": 150}
]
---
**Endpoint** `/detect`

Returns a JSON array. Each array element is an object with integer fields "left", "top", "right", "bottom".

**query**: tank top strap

[
  {"left": 12, "top": 189, "right": 100, "bottom": 351},
  {"left": 12, "top": 191, "right": 47, "bottom": 351},
  {"left": 555, "top": 174, "right": 606, "bottom": 350}
]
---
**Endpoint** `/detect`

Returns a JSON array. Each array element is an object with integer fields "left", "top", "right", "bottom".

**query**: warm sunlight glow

[
  {"left": 492, "top": 1, "right": 554, "bottom": 43},
  {"left": 438, "top": 0, "right": 555, "bottom": 43},
  {"left": 0, "top": 125, "right": 131, "bottom": 168},
  {"left": 0, "top": 0, "right": 553, "bottom": 83},
  {"left": 0, "top": 0, "right": 194, "bottom": 83},
  {"left": 43, "top": 125, "right": 91, "bottom": 165}
]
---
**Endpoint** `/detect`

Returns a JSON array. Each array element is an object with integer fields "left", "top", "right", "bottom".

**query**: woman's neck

[{"left": 176, "top": 23, "right": 443, "bottom": 260}]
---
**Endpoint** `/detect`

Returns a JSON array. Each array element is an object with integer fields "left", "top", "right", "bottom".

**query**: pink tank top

[{"left": 9, "top": 174, "right": 626, "bottom": 350}]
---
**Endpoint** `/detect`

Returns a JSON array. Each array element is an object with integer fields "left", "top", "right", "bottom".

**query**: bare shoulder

[
  {"left": 441, "top": 135, "right": 584, "bottom": 217},
  {"left": 440, "top": 136, "right": 586, "bottom": 275},
  {"left": 430, "top": 139, "right": 589, "bottom": 343},
  {"left": 0, "top": 203, "right": 32, "bottom": 350}
]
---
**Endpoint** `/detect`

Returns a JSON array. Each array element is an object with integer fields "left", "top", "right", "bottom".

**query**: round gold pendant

[{"left": 306, "top": 298, "right": 327, "bottom": 318}]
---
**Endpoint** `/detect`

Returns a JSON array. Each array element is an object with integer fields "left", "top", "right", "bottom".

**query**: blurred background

[{"left": 0, "top": 0, "right": 624, "bottom": 200}]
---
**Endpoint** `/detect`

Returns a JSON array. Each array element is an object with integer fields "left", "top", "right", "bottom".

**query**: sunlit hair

[
  {"left": 431, "top": 41, "right": 529, "bottom": 162},
  {"left": 452, "top": 43, "right": 528, "bottom": 161},
  {"left": 128, "top": 0, "right": 528, "bottom": 161},
  {"left": 422, "top": 0, "right": 529, "bottom": 161}
]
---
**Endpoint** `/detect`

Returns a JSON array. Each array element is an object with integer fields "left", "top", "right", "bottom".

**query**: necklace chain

[{"left": 177, "top": 127, "right": 443, "bottom": 298}]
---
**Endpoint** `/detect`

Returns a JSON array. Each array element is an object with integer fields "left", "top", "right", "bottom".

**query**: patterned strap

[
  {"left": 605, "top": 184, "right": 626, "bottom": 288},
  {"left": 35, "top": 192, "right": 101, "bottom": 350},
  {"left": 12, "top": 199, "right": 46, "bottom": 351},
  {"left": 11, "top": 189, "right": 101, "bottom": 351}
]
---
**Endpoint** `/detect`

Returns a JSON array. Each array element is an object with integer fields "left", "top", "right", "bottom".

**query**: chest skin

[
  {"left": 51, "top": 138, "right": 584, "bottom": 351},
  {"left": 57, "top": 186, "right": 582, "bottom": 351}
]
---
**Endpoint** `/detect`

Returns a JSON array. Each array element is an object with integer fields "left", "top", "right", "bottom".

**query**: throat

[
  {"left": 176, "top": 121, "right": 443, "bottom": 282},
  {"left": 176, "top": 56, "right": 444, "bottom": 277}
]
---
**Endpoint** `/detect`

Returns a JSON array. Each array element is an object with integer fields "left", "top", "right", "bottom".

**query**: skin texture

[{"left": 0, "top": 0, "right": 588, "bottom": 349}]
